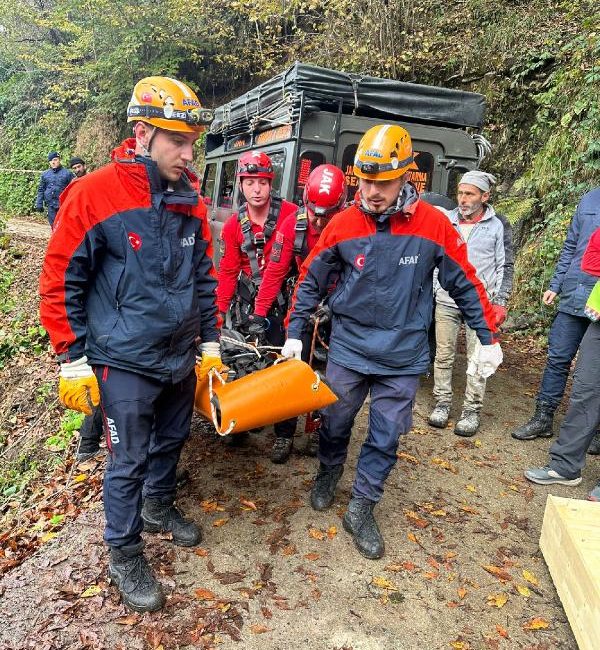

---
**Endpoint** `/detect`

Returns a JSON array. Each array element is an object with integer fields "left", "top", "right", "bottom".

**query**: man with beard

[{"left": 428, "top": 171, "right": 510, "bottom": 436}]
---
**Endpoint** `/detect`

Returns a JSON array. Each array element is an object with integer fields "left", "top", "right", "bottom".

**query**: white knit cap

[{"left": 459, "top": 170, "right": 497, "bottom": 192}]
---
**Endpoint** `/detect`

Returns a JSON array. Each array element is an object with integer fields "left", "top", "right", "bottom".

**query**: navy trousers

[
  {"left": 47, "top": 206, "right": 58, "bottom": 227},
  {"left": 549, "top": 321, "right": 600, "bottom": 478},
  {"left": 537, "top": 311, "right": 590, "bottom": 410},
  {"left": 318, "top": 359, "right": 419, "bottom": 502},
  {"left": 96, "top": 365, "right": 196, "bottom": 548}
]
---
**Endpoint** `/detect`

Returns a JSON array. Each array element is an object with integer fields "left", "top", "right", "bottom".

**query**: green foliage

[{"left": 45, "top": 411, "right": 84, "bottom": 452}]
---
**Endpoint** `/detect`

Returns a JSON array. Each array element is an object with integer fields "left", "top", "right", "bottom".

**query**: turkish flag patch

[
  {"left": 128, "top": 232, "right": 142, "bottom": 251},
  {"left": 354, "top": 253, "right": 365, "bottom": 270}
]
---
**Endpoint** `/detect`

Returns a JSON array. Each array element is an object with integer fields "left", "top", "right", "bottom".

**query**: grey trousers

[
  {"left": 549, "top": 320, "right": 600, "bottom": 479},
  {"left": 432, "top": 303, "right": 486, "bottom": 411}
]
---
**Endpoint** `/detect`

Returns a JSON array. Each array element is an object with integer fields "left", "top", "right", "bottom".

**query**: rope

[{"left": 0, "top": 168, "right": 43, "bottom": 174}]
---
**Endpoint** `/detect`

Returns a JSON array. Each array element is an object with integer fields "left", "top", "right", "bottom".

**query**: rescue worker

[
  {"left": 512, "top": 187, "right": 600, "bottom": 452},
  {"left": 35, "top": 152, "right": 73, "bottom": 227},
  {"left": 525, "top": 225, "right": 600, "bottom": 497},
  {"left": 248, "top": 164, "right": 347, "bottom": 458},
  {"left": 40, "top": 76, "right": 222, "bottom": 613},
  {"left": 428, "top": 171, "right": 511, "bottom": 436},
  {"left": 281, "top": 124, "right": 502, "bottom": 559},
  {"left": 216, "top": 150, "right": 298, "bottom": 461}
]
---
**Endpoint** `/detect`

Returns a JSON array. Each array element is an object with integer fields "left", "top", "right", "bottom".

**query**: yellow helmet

[
  {"left": 353, "top": 124, "right": 418, "bottom": 180},
  {"left": 127, "top": 76, "right": 213, "bottom": 133}
]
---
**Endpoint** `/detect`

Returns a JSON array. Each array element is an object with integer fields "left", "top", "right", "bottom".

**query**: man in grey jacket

[{"left": 429, "top": 171, "right": 512, "bottom": 436}]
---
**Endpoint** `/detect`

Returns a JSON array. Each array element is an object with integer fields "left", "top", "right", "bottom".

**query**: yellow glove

[
  {"left": 196, "top": 341, "right": 227, "bottom": 382},
  {"left": 58, "top": 356, "right": 100, "bottom": 415}
]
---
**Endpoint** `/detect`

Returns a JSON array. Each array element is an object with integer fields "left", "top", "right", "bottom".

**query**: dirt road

[{"left": 0, "top": 218, "right": 588, "bottom": 650}]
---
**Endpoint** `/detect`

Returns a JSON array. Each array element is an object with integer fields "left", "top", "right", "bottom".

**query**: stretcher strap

[{"left": 208, "top": 368, "right": 236, "bottom": 436}]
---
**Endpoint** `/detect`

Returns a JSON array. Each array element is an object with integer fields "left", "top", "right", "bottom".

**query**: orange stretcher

[{"left": 194, "top": 358, "right": 337, "bottom": 436}]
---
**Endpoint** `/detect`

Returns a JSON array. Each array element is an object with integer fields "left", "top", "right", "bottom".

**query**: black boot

[
  {"left": 342, "top": 497, "right": 385, "bottom": 559},
  {"left": 588, "top": 432, "right": 600, "bottom": 455},
  {"left": 76, "top": 407, "right": 103, "bottom": 461},
  {"left": 271, "top": 436, "right": 293, "bottom": 464},
  {"left": 108, "top": 542, "right": 165, "bottom": 612},
  {"left": 310, "top": 463, "right": 343, "bottom": 511},
  {"left": 142, "top": 499, "right": 202, "bottom": 547},
  {"left": 511, "top": 401, "right": 555, "bottom": 440}
]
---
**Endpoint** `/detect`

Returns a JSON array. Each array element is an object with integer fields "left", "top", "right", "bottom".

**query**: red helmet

[
  {"left": 303, "top": 164, "right": 347, "bottom": 218},
  {"left": 237, "top": 150, "right": 275, "bottom": 180}
]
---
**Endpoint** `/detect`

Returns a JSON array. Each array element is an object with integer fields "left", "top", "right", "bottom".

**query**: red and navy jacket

[
  {"left": 216, "top": 198, "right": 298, "bottom": 313},
  {"left": 253, "top": 211, "right": 320, "bottom": 317},
  {"left": 39, "top": 138, "right": 219, "bottom": 384},
  {"left": 287, "top": 188, "right": 498, "bottom": 375}
]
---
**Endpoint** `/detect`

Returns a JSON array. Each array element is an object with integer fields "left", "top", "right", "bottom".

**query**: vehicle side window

[
  {"left": 294, "top": 151, "right": 325, "bottom": 204},
  {"left": 201, "top": 163, "right": 217, "bottom": 206},
  {"left": 268, "top": 151, "right": 287, "bottom": 197},
  {"left": 218, "top": 160, "right": 237, "bottom": 208}
]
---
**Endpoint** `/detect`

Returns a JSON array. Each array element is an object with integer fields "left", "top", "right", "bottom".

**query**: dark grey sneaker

[
  {"left": 108, "top": 543, "right": 165, "bottom": 613},
  {"left": 142, "top": 499, "right": 202, "bottom": 547},
  {"left": 310, "top": 463, "right": 344, "bottom": 511},
  {"left": 342, "top": 497, "right": 384, "bottom": 559},
  {"left": 454, "top": 409, "right": 480, "bottom": 437},
  {"left": 428, "top": 402, "right": 451, "bottom": 428},
  {"left": 271, "top": 437, "right": 293, "bottom": 464}
]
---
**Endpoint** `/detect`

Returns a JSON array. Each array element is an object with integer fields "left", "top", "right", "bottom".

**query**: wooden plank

[{"left": 539, "top": 495, "right": 600, "bottom": 650}]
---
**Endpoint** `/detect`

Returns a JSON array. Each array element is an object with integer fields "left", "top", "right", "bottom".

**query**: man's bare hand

[{"left": 542, "top": 290, "right": 557, "bottom": 305}]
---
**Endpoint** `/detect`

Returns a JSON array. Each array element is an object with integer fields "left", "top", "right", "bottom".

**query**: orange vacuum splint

[{"left": 194, "top": 358, "right": 337, "bottom": 436}]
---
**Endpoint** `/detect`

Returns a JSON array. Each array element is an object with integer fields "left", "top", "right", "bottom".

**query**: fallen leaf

[
  {"left": 308, "top": 528, "right": 325, "bottom": 541},
  {"left": 482, "top": 565, "right": 512, "bottom": 582},
  {"left": 397, "top": 451, "right": 420, "bottom": 464},
  {"left": 404, "top": 510, "right": 429, "bottom": 529},
  {"left": 458, "top": 587, "right": 467, "bottom": 600},
  {"left": 194, "top": 588, "right": 217, "bottom": 600},
  {"left": 115, "top": 614, "right": 140, "bottom": 625},
  {"left": 516, "top": 584, "right": 531, "bottom": 598},
  {"left": 431, "top": 457, "right": 458, "bottom": 473},
  {"left": 431, "top": 509, "right": 447, "bottom": 517},
  {"left": 450, "top": 641, "right": 469, "bottom": 649},
  {"left": 423, "top": 571, "right": 439, "bottom": 579},
  {"left": 194, "top": 548, "right": 210, "bottom": 557},
  {"left": 213, "top": 518, "right": 229, "bottom": 527},
  {"left": 459, "top": 505, "right": 480, "bottom": 515},
  {"left": 304, "top": 553, "right": 320, "bottom": 561},
  {"left": 522, "top": 569, "right": 539, "bottom": 586},
  {"left": 487, "top": 592, "right": 508, "bottom": 608},
  {"left": 372, "top": 576, "right": 398, "bottom": 591},
  {"left": 281, "top": 544, "right": 297, "bottom": 556},
  {"left": 496, "top": 624, "right": 509, "bottom": 638},
  {"left": 311, "top": 588, "right": 321, "bottom": 600},
  {"left": 200, "top": 499, "right": 225, "bottom": 513},
  {"left": 474, "top": 439, "right": 482, "bottom": 447},
  {"left": 250, "top": 624, "right": 272, "bottom": 634},
  {"left": 522, "top": 617, "right": 550, "bottom": 630},
  {"left": 240, "top": 498, "right": 257, "bottom": 511},
  {"left": 80, "top": 585, "right": 102, "bottom": 598},
  {"left": 466, "top": 484, "right": 476, "bottom": 493},
  {"left": 327, "top": 526, "right": 337, "bottom": 539},
  {"left": 41, "top": 532, "right": 58, "bottom": 543},
  {"left": 73, "top": 474, "right": 87, "bottom": 482},
  {"left": 407, "top": 532, "right": 419, "bottom": 544}
]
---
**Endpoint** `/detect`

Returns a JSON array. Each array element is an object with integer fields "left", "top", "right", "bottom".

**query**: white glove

[
  {"left": 281, "top": 338, "right": 303, "bottom": 360},
  {"left": 467, "top": 342, "right": 503, "bottom": 379},
  {"left": 59, "top": 355, "right": 95, "bottom": 379}
]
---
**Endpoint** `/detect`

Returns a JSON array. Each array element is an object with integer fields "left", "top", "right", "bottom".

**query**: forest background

[{"left": 0, "top": 0, "right": 599, "bottom": 324}]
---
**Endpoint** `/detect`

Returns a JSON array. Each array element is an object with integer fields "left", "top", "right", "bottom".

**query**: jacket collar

[
  {"left": 111, "top": 138, "right": 198, "bottom": 208},
  {"left": 357, "top": 181, "right": 420, "bottom": 223}
]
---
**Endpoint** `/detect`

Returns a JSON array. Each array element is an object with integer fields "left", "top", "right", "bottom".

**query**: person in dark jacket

[
  {"left": 512, "top": 187, "right": 600, "bottom": 452},
  {"left": 35, "top": 152, "right": 73, "bottom": 227},
  {"left": 69, "top": 156, "right": 87, "bottom": 178},
  {"left": 281, "top": 124, "right": 502, "bottom": 560},
  {"left": 39, "top": 76, "right": 221, "bottom": 613},
  {"left": 525, "top": 225, "right": 600, "bottom": 496}
]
